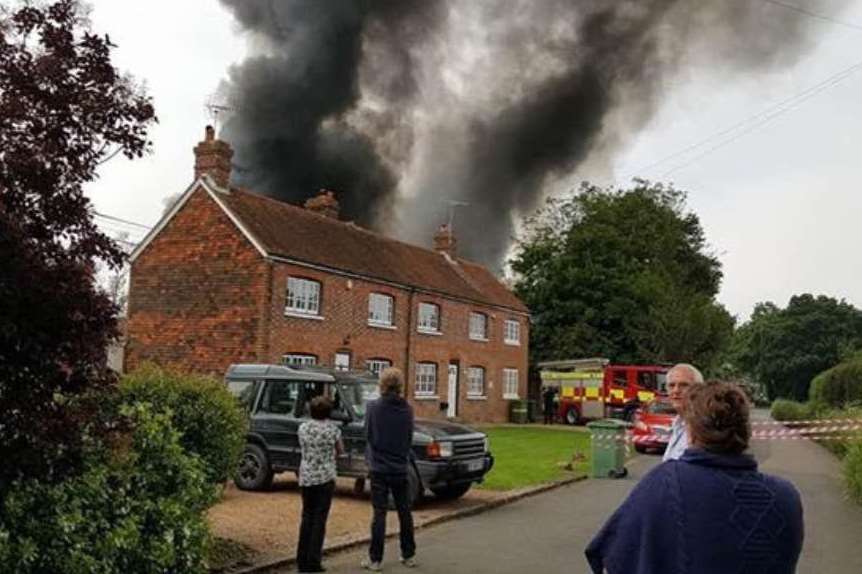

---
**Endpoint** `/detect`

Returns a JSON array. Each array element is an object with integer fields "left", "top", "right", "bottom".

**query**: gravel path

[{"left": 208, "top": 475, "right": 504, "bottom": 566}]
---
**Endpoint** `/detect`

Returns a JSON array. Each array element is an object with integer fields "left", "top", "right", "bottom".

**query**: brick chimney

[
  {"left": 194, "top": 125, "right": 233, "bottom": 189},
  {"left": 433, "top": 223, "right": 457, "bottom": 258},
  {"left": 304, "top": 189, "right": 340, "bottom": 219}
]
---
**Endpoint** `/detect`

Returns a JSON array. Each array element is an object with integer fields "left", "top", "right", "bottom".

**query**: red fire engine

[{"left": 539, "top": 358, "right": 669, "bottom": 424}]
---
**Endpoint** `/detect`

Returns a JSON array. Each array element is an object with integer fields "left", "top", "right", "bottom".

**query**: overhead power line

[
  {"left": 757, "top": 0, "right": 862, "bottom": 32},
  {"left": 626, "top": 57, "right": 862, "bottom": 180},
  {"left": 92, "top": 210, "right": 151, "bottom": 231}
]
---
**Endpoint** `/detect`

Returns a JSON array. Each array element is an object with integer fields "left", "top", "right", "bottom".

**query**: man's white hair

[{"left": 668, "top": 363, "right": 704, "bottom": 383}]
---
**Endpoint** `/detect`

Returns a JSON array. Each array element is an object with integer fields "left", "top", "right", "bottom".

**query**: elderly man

[{"left": 662, "top": 363, "right": 704, "bottom": 462}]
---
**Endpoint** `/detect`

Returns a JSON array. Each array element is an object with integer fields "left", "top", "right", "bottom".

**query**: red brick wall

[
  {"left": 263, "top": 262, "right": 529, "bottom": 423},
  {"left": 125, "top": 186, "right": 268, "bottom": 375}
]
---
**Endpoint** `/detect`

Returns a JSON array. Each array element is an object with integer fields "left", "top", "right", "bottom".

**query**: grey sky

[{"left": 85, "top": 0, "right": 862, "bottom": 322}]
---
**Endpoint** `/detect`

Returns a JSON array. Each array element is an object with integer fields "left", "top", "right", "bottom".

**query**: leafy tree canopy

[
  {"left": 511, "top": 180, "right": 734, "bottom": 370},
  {"left": 730, "top": 294, "right": 862, "bottom": 401},
  {"left": 0, "top": 0, "right": 156, "bottom": 490}
]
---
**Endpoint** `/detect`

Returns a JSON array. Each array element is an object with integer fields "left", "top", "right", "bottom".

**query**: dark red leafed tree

[{"left": 0, "top": 0, "right": 156, "bottom": 491}]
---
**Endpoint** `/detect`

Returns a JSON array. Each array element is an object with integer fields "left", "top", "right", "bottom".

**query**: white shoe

[
  {"left": 400, "top": 556, "right": 417, "bottom": 568},
  {"left": 360, "top": 558, "right": 383, "bottom": 571}
]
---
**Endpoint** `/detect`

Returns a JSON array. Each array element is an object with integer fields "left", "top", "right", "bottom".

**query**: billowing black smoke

[{"left": 218, "top": 0, "right": 849, "bottom": 268}]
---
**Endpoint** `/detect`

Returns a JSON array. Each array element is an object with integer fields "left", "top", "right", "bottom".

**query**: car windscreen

[
  {"left": 340, "top": 382, "right": 380, "bottom": 418},
  {"left": 647, "top": 401, "right": 677, "bottom": 415}
]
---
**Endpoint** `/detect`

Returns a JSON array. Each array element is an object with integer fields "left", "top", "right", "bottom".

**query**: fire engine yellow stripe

[
  {"left": 585, "top": 387, "right": 600, "bottom": 398},
  {"left": 638, "top": 391, "right": 655, "bottom": 402},
  {"left": 611, "top": 389, "right": 624, "bottom": 400},
  {"left": 561, "top": 387, "right": 576, "bottom": 398}
]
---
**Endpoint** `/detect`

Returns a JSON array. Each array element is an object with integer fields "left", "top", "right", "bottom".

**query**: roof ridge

[{"left": 230, "top": 187, "right": 491, "bottom": 267}]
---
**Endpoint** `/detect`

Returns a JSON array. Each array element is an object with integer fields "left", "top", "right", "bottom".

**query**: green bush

[
  {"left": 809, "top": 358, "right": 862, "bottom": 408},
  {"left": 0, "top": 404, "right": 213, "bottom": 573},
  {"left": 844, "top": 440, "right": 862, "bottom": 505},
  {"left": 770, "top": 399, "right": 813, "bottom": 422},
  {"left": 121, "top": 364, "right": 247, "bottom": 485}
]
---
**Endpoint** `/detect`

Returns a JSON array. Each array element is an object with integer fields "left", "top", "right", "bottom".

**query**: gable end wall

[{"left": 125, "top": 187, "right": 268, "bottom": 376}]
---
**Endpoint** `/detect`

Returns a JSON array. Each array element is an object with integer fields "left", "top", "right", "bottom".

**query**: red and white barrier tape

[
  {"left": 591, "top": 429, "right": 862, "bottom": 444},
  {"left": 751, "top": 418, "right": 862, "bottom": 426}
]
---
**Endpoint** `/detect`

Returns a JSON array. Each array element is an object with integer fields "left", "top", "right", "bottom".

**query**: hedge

[
  {"left": 809, "top": 358, "right": 862, "bottom": 408},
  {"left": 845, "top": 440, "right": 862, "bottom": 505},
  {"left": 770, "top": 399, "right": 813, "bottom": 422},
  {"left": 120, "top": 364, "right": 247, "bottom": 486},
  {"left": 0, "top": 404, "right": 213, "bottom": 573}
]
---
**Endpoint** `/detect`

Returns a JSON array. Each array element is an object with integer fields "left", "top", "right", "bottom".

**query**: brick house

[{"left": 125, "top": 127, "right": 529, "bottom": 423}]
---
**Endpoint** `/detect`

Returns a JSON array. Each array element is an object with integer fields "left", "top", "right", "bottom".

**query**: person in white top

[{"left": 662, "top": 363, "right": 704, "bottom": 462}]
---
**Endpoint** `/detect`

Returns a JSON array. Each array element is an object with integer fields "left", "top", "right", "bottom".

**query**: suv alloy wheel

[{"left": 236, "top": 443, "right": 274, "bottom": 491}]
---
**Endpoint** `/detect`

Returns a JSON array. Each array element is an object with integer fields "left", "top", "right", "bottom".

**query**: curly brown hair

[{"left": 683, "top": 381, "right": 751, "bottom": 454}]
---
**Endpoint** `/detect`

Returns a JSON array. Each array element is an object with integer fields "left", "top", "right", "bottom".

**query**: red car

[{"left": 632, "top": 400, "right": 677, "bottom": 454}]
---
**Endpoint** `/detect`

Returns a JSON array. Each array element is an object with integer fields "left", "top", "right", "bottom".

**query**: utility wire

[
  {"left": 92, "top": 210, "right": 151, "bottom": 231},
  {"left": 757, "top": 0, "right": 862, "bottom": 32},
  {"left": 660, "top": 59, "right": 862, "bottom": 178},
  {"left": 624, "top": 57, "right": 862, "bottom": 179}
]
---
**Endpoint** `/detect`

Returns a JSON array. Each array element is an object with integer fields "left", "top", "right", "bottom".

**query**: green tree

[
  {"left": 0, "top": 0, "right": 155, "bottom": 491},
  {"left": 731, "top": 295, "right": 862, "bottom": 401},
  {"left": 511, "top": 180, "right": 734, "bottom": 369}
]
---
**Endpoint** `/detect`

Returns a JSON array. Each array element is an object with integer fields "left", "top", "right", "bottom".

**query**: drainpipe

[{"left": 404, "top": 288, "right": 416, "bottom": 395}]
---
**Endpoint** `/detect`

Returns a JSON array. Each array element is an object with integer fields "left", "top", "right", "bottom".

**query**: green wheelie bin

[
  {"left": 509, "top": 400, "right": 528, "bottom": 424},
  {"left": 586, "top": 419, "right": 629, "bottom": 479}
]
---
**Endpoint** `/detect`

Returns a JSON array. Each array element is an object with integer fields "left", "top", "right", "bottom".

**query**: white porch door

[
  {"left": 334, "top": 352, "right": 350, "bottom": 371},
  {"left": 447, "top": 364, "right": 459, "bottom": 418}
]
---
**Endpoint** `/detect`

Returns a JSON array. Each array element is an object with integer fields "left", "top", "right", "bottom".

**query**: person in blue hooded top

[{"left": 586, "top": 381, "right": 804, "bottom": 574}]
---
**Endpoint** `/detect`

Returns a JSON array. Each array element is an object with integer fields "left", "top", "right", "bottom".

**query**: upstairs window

[
  {"left": 503, "top": 368, "right": 519, "bottom": 399},
  {"left": 467, "top": 367, "right": 486, "bottom": 397},
  {"left": 368, "top": 293, "right": 394, "bottom": 326},
  {"left": 504, "top": 319, "right": 520, "bottom": 345},
  {"left": 365, "top": 358, "right": 392, "bottom": 378},
  {"left": 469, "top": 312, "right": 489, "bottom": 341},
  {"left": 415, "top": 362, "right": 438, "bottom": 396},
  {"left": 285, "top": 277, "right": 321, "bottom": 316},
  {"left": 283, "top": 353, "right": 318, "bottom": 367},
  {"left": 418, "top": 302, "right": 441, "bottom": 333}
]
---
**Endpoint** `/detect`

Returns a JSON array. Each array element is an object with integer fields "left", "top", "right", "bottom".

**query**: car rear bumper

[{"left": 416, "top": 453, "right": 494, "bottom": 490}]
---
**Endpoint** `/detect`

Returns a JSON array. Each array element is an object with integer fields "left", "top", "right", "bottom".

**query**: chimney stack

[
  {"left": 433, "top": 223, "right": 457, "bottom": 258},
  {"left": 304, "top": 189, "right": 340, "bottom": 219},
  {"left": 194, "top": 125, "right": 233, "bottom": 189}
]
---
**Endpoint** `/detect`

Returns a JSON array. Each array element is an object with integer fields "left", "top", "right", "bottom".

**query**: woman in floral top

[{"left": 296, "top": 396, "right": 344, "bottom": 573}]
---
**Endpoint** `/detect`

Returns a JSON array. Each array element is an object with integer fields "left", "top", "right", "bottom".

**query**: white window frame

[
  {"left": 467, "top": 366, "right": 486, "bottom": 397},
  {"left": 417, "top": 302, "right": 441, "bottom": 333},
  {"left": 366, "top": 358, "right": 392, "bottom": 377},
  {"left": 415, "top": 362, "right": 438, "bottom": 397},
  {"left": 283, "top": 353, "right": 318, "bottom": 367},
  {"left": 285, "top": 277, "right": 321, "bottom": 317},
  {"left": 504, "top": 319, "right": 520, "bottom": 345},
  {"left": 368, "top": 293, "right": 395, "bottom": 327},
  {"left": 469, "top": 312, "right": 489, "bottom": 341},
  {"left": 503, "top": 368, "right": 519, "bottom": 399}
]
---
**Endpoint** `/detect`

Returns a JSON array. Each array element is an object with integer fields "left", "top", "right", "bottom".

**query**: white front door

[
  {"left": 447, "top": 364, "right": 458, "bottom": 418},
  {"left": 334, "top": 352, "right": 350, "bottom": 371}
]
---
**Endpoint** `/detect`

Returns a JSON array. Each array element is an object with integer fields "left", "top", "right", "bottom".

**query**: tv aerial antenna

[
  {"left": 204, "top": 93, "right": 235, "bottom": 134},
  {"left": 445, "top": 199, "right": 470, "bottom": 232}
]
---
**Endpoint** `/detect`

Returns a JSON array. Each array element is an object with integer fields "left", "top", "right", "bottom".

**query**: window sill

[
  {"left": 284, "top": 310, "right": 325, "bottom": 321},
  {"left": 469, "top": 336, "right": 490, "bottom": 343},
  {"left": 414, "top": 395, "right": 440, "bottom": 401},
  {"left": 503, "top": 394, "right": 520, "bottom": 400},
  {"left": 504, "top": 340, "right": 520, "bottom": 346},
  {"left": 467, "top": 395, "right": 487, "bottom": 401},
  {"left": 417, "top": 329, "right": 442, "bottom": 336},
  {"left": 368, "top": 322, "right": 397, "bottom": 330}
]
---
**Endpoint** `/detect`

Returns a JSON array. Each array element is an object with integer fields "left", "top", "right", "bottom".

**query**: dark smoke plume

[{"left": 218, "top": 0, "right": 850, "bottom": 268}]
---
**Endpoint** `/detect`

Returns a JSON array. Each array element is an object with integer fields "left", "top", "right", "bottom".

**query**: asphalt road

[{"left": 287, "top": 413, "right": 862, "bottom": 573}]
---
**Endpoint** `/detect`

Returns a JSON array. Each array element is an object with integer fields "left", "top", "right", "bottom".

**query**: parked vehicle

[
  {"left": 225, "top": 364, "right": 494, "bottom": 505},
  {"left": 539, "top": 358, "right": 669, "bottom": 424},
  {"left": 631, "top": 400, "right": 677, "bottom": 454}
]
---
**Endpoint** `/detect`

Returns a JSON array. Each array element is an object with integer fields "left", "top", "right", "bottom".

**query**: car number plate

[{"left": 465, "top": 459, "right": 484, "bottom": 472}]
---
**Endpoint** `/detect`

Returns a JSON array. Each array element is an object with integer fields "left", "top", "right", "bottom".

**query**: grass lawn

[{"left": 477, "top": 426, "right": 591, "bottom": 491}]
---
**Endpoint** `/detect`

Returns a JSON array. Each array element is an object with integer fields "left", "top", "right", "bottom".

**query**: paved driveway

[{"left": 304, "top": 413, "right": 862, "bottom": 573}]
